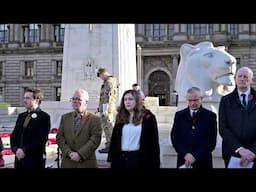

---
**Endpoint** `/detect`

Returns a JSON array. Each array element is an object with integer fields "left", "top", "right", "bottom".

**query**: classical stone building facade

[{"left": 0, "top": 24, "right": 256, "bottom": 106}]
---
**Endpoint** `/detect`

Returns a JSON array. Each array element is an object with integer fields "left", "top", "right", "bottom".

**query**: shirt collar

[
  {"left": 190, "top": 108, "right": 199, "bottom": 116},
  {"left": 238, "top": 88, "right": 250, "bottom": 97}
]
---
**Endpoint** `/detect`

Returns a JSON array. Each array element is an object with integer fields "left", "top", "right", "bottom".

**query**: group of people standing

[
  {"left": 171, "top": 66, "right": 256, "bottom": 168},
  {"left": 2, "top": 66, "right": 256, "bottom": 169},
  {"left": 5, "top": 67, "right": 160, "bottom": 169}
]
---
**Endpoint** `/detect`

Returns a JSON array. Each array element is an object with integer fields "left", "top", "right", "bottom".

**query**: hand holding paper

[{"left": 228, "top": 156, "right": 254, "bottom": 168}]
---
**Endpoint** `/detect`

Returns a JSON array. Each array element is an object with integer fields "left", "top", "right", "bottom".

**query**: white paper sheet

[
  {"left": 228, "top": 156, "right": 254, "bottom": 168},
  {"left": 179, "top": 164, "right": 193, "bottom": 168}
]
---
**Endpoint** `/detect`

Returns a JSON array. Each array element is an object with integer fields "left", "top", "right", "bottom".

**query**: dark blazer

[
  {"left": 219, "top": 87, "right": 256, "bottom": 167},
  {"left": 171, "top": 106, "right": 217, "bottom": 168},
  {"left": 10, "top": 108, "right": 51, "bottom": 168},
  {"left": 56, "top": 111, "right": 102, "bottom": 168},
  {"left": 107, "top": 109, "right": 160, "bottom": 168}
]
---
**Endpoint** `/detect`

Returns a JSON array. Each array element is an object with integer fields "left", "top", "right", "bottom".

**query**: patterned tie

[
  {"left": 74, "top": 114, "right": 81, "bottom": 133},
  {"left": 241, "top": 93, "right": 247, "bottom": 107},
  {"left": 23, "top": 112, "right": 32, "bottom": 128}
]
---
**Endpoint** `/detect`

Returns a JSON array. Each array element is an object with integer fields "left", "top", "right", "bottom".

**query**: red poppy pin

[
  {"left": 81, "top": 116, "right": 87, "bottom": 124},
  {"left": 145, "top": 114, "right": 151, "bottom": 119},
  {"left": 249, "top": 94, "right": 254, "bottom": 100}
]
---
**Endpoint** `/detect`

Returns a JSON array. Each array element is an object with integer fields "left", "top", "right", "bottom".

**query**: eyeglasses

[
  {"left": 70, "top": 97, "right": 83, "bottom": 102},
  {"left": 24, "top": 97, "right": 33, "bottom": 100},
  {"left": 188, "top": 98, "right": 201, "bottom": 102}
]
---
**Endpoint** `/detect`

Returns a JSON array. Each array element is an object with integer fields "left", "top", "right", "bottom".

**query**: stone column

[
  {"left": 8, "top": 24, "right": 14, "bottom": 42},
  {"left": 172, "top": 55, "right": 179, "bottom": 92},
  {"left": 40, "top": 24, "right": 46, "bottom": 41},
  {"left": 250, "top": 24, "right": 256, "bottom": 40},
  {"left": 14, "top": 24, "right": 21, "bottom": 42},
  {"left": 8, "top": 24, "right": 20, "bottom": 48},
  {"left": 39, "top": 24, "right": 50, "bottom": 47},
  {"left": 136, "top": 44, "right": 142, "bottom": 89},
  {"left": 54, "top": 25, "right": 60, "bottom": 42}
]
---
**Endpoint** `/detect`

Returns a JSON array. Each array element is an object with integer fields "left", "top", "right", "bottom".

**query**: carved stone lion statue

[{"left": 175, "top": 41, "right": 236, "bottom": 104}]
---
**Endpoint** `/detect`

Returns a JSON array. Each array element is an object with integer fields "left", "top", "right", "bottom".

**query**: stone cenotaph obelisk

[{"left": 61, "top": 24, "right": 137, "bottom": 110}]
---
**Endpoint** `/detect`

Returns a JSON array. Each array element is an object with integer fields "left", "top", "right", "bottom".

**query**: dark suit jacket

[
  {"left": 107, "top": 109, "right": 160, "bottom": 168},
  {"left": 219, "top": 87, "right": 256, "bottom": 167},
  {"left": 56, "top": 111, "right": 102, "bottom": 168},
  {"left": 171, "top": 106, "right": 217, "bottom": 168},
  {"left": 10, "top": 108, "right": 51, "bottom": 168}
]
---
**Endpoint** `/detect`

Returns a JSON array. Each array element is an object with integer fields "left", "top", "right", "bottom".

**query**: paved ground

[{"left": 1, "top": 124, "right": 225, "bottom": 168}]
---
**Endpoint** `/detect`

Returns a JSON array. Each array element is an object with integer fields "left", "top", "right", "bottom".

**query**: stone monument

[
  {"left": 175, "top": 41, "right": 237, "bottom": 114},
  {"left": 61, "top": 24, "right": 137, "bottom": 109},
  {"left": 41, "top": 24, "right": 137, "bottom": 128}
]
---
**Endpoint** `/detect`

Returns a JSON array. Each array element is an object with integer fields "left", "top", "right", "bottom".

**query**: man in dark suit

[
  {"left": 219, "top": 66, "right": 256, "bottom": 168},
  {"left": 171, "top": 87, "right": 217, "bottom": 168},
  {"left": 10, "top": 87, "right": 51, "bottom": 168}
]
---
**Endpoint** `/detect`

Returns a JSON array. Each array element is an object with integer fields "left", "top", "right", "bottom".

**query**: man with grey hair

[
  {"left": 171, "top": 86, "right": 217, "bottom": 168},
  {"left": 56, "top": 88, "right": 102, "bottom": 168},
  {"left": 219, "top": 66, "right": 256, "bottom": 168}
]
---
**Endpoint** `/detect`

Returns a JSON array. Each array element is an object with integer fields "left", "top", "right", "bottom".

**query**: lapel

[
  {"left": 185, "top": 107, "right": 193, "bottom": 122},
  {"left": 67, "top": 112, "right": 76, "bottom": 139},
  {"left": 247, "top": 89, "right": 256, "bottom": 111}
]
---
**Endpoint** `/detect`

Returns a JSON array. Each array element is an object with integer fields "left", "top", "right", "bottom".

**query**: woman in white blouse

[{"left": 107, "top": 89, "right": 160, "bottom": 168}]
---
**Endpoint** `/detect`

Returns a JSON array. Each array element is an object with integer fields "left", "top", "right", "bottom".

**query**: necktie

[
  {"left": 192, "top": 111, "right": 197, "bottom": 129},
  {"left": 192, "top": 111, "right": 196, "bottom": 119},
  {"left": 23, "top": 112, "right": 31, "bottom": 128},
  {"left": 74, "top": 114, "right": 81, "bottom": 133},
  {"left": 241, "top": 93, "right": 247, "bottom": 107}
]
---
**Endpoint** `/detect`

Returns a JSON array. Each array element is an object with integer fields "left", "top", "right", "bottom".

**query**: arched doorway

[{"left": 148, "top": 70, "right": 170, "bottom": 106}]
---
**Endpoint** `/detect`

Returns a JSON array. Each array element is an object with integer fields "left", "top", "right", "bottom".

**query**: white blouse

[{"left": 121, "top": 123, "right": 142, "bottom": 151}]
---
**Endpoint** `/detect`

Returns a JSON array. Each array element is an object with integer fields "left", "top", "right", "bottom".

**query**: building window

[
  {"left": 60, "top": 24, "right": 65, "bottom": 42},
  {"left": 29, "top": 24, "right": 40, "bottom": 43},
  {"left": 0, "top": 61, "right": 3, "bottom": 79},
  {"left": 56, "top": 60, "right": 62, "bottom": 77},
  {"left": 193, "top": 24, "right": 207, "bottom": 36},
  {"left": 0, "top": 87, "right": 3, "bottom": 102},
  {"left": 236, "top": 57, "right": 241, "bottom": 69},
  {"left": 153, "top": 24, "right": 166, "bottom": 41},
  {"left": 229, "top": 24, "right": 239, "bottom": 39},
  {"left": 144, "top": 24, "right": 152, "bottom": 37},
  {"left": 56, "top": 87, "right": 61, "bottom": 101},
  {"left": 54, "top": 24, "right": 65, "bottom": 42},
  {"left": 208, "top": 24, "right": 213, "bottom": 34},
  {"left": 0, "top": 24, "right": 9, "bottom": 44},
  {"left": 167, "top": 24, "right": 175, "bottom": 40},
  {"left": 24, "top": 61, "right": 34, "bottom": 79}
]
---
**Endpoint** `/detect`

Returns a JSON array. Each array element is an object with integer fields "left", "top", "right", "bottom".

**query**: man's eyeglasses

[
  {"left": 187, "top": 98, "right": 201, "bottom": 102},
  {"left": 70, "top": 97, "right": 83, "bottom": 102}
]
